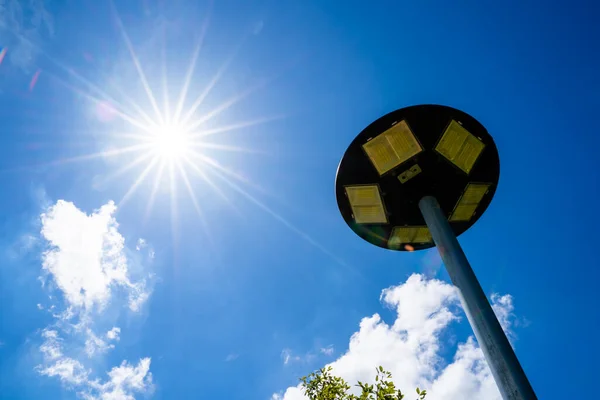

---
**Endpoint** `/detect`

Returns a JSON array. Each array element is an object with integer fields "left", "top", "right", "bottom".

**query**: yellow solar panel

[
  {"left": 436, "top": 120, "right": 485, "bottom": 174},
  {"left": 388, "top": 226, "right": 432, "bottom": 248},
  {"left": 363, "top": 120, "right": 423, "bottom": 176},
  {"left": 450, "top": 183, "right": 492, "bottom": 222},
  {"left": 345, "top": 185, "right": 388, "bottom": 224}
]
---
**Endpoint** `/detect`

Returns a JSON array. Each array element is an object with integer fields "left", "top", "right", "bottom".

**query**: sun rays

[
  {"left": 43, "top": 3, "right": 283, "bottom": 226},
  {"left": 2, "top": 1, "right": 352, "bottom": 269}
]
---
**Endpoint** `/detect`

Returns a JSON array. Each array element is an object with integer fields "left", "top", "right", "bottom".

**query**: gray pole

[{"left": 418, "top": 196, "right": 537, "bottom": 400}]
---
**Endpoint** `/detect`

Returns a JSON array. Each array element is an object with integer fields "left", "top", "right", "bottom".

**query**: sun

[
  {"left": 26, "top": 3, "right": 348, "bottom": 267},
  {"left": 149, "top": 124, "right": 192, "bottom": 161},
  {"left": 41, "top": 2, "right": 288, "bottom": 229}
]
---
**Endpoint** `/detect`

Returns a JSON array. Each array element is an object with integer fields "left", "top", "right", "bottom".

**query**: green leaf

[{"left": 299, "top": 365, "right": 425, "bottom": 400}]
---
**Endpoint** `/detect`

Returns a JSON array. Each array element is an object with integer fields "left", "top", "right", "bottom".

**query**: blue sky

[{"left": 1, "top": 0, "right": 599, "bottom": 399}]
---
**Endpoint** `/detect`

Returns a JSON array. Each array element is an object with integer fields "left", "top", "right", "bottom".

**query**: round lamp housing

[{"left": 335, "top": 104, "right": 500, "bottom": 251}]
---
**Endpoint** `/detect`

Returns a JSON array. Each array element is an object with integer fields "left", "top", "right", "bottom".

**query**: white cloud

[
  {"left": 274, "top": 274, "right": 523, "bottom": 400},
  {"left": 52, "top": 306, "right": 75, "bottom": 321},
  {"left": 84, "top": 329, "right": 114, "bottom": 358},
  {"left": 87, "top": 358, "right": 153, "bottom": 400},
  {"left": 135, "top": 238, "right": 155, "bottom": 263},
  {"left": 427, "top": 337, "right": 499, "bottom": 398},
  {"left": 106, "top": 327, "right": 121, "bottom": 342},
  {"left": 38, "top": 329, "right": 90, "bottom": 385},
  {"left": 281, "top": 348, "right": 318, "bottom": 366},
  {"left": 490, "top": 293, "right": 516, "bottom": 343},
  {"left": 135, "top": 239, "right": 146, "bottom": 251},
  {"left": 320, "top": 345, "right": 334, "bottom": 356},
  {"left": 40, "top": 200, "right": 150, "bottom": 312},
  {"left": 281, "top": 349, "right": 299, "bottom": 365},
  {"left": 39, "top": 357, "right": 90, "bottom": 386},
  {"left": 39, "top": 329, "right": 62, "bottom": 360},
  {"left": 37, "top": 330, "right": 153, "bottom": 399},
  {"left": 128, "top": 281, "right": 151, "bottom": 312},
  {"left": 35, "top": 200, "right": 155, "bottom": 399},
  {"left": 225, "top": 353, "right": 239, "bottom": 362}
]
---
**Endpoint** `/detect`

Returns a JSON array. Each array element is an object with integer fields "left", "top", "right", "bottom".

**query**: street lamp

[{"left": 335, "top": 104, "right": 537, "bottom": 400}]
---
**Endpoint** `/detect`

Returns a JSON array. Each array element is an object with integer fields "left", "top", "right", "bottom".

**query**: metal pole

[{"left": 418, "top": 196, "right": 537, "bottom": 400}]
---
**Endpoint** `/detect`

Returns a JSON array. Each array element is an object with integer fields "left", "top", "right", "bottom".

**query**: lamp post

[{"left": 335, "top": 105, "right": 536, "bottom": 400}]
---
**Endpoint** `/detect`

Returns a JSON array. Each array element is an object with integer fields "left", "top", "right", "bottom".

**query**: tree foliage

[{"left": 300, "top": 366, "right": 427, "bottom": 400}]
